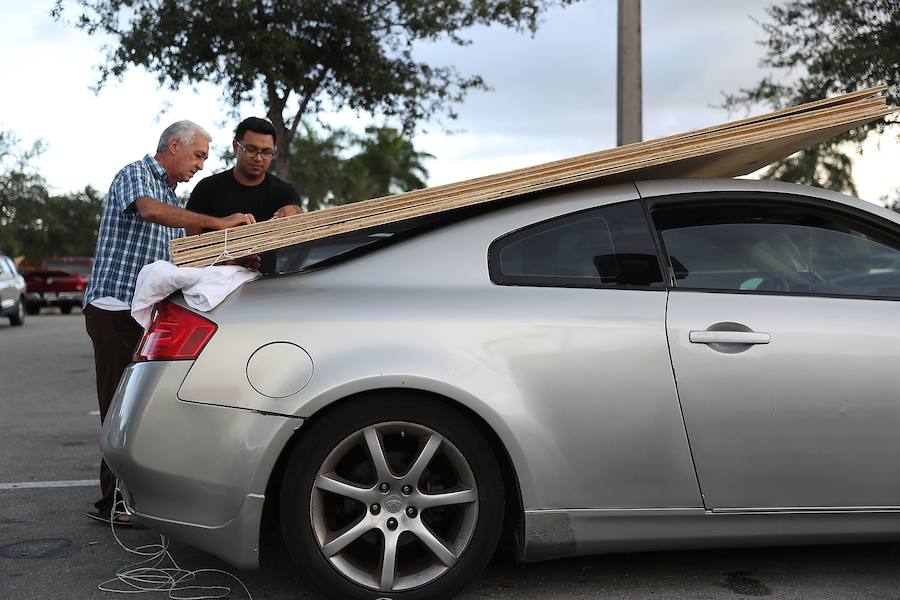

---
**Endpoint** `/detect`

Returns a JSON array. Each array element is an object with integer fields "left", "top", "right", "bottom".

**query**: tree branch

[{"left": 288, "top": 70, "right": 328, "bottom": 142}]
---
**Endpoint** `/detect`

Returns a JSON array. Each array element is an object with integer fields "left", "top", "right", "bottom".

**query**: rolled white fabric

[{"left": 131, "top": 260, "right": 259, "bottom": 329}]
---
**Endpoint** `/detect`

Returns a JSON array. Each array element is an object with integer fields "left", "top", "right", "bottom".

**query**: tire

[
  {"left": 9, "top": 297, "right": 25, "bottom": 326},
  {"left": 280, "top": 393, "right": 504, "bottom": 600},
  {"left": 25, "top": 303, "right": 40, "bottom": 315},
  {"left": 60, "top": 303, "right": 73, "bottom": 315}
]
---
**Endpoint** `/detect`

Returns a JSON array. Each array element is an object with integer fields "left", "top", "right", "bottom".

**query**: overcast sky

[{"left": 2, "top": 1, "right": 897, "bottom": 203}]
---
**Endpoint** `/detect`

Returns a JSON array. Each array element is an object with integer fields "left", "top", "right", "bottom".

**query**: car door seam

[{"left": 664, "top": 290, "right": 708, "bottom": 509}]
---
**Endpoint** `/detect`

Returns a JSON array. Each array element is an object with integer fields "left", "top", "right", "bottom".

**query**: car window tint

[
  {"left": 0, "top": 258, "right": 11, "bottom": 277},
  {"left": 654, "top": 202, "right": 900, "bottom": 298},
  {"left": 490, "top": 201, "right": 664, "bottom": 288},
  {"left": 275, "top": 230, "right": 398, "bottom": 274}
]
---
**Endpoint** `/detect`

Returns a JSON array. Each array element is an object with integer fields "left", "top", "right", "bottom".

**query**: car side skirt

[{"left": 522, "top": 508, "right": 900, "bottom": 561}]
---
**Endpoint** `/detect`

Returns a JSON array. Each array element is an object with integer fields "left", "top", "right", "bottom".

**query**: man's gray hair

[{"left": 156, "top": 120, "right": 212, "bottom": 153}]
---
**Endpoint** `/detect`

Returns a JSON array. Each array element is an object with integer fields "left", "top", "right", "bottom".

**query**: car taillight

[{"left": 133, "top": 301, "right": 217, "bottom": 362}]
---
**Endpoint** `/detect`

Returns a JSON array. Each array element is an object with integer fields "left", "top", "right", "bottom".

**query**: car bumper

[
  {"left": 26, "top": 291, "right": 84, "bottom": 304},
  {"left": 101, "top": 361, "right": 302, "bottom": 569}
]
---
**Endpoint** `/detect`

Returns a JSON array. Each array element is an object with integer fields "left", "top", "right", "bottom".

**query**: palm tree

[
  {"left": 288, "top": 124, "right": 433, "bottom": 208},
  {"left": 338, "top": 127, "right": 433, "bottom": 204}
]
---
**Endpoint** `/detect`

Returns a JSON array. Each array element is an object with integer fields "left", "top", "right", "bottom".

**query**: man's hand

[
  {"left": 222, "top": 254, "right": 262, "bottom": 271},
  {"left": 219, "top": 212, "right": 257, "bottom": 229},
  {"left": 273, "top": 205, "right": 302, "bottom": 219}
]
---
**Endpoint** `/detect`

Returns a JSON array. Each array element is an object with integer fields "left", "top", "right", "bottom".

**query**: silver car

[
  {"left": 102, "top": 178, "right": 900, "bottom": 600},
  {"left": 0, "top": 254, "right": 26, "bottom": 326}
]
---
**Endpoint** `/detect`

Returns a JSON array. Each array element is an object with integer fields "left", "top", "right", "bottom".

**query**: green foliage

[
  {"left": 723, "top": 0, "right": 900, "bottom": 194},
  {"left": 287, "top": 124, "right": 351, "bottom": 212},
  {"left": 53, "top": 0, "right": 576, "bottom": 177},
  {"left": 287, "top": 124, "right": 432, "bottom": 210},
  {"left": 44, "top": 187, "right": 105, "bottom": 259},
  {"left": 0, "top": 131, "right": 103, "bottom": 262},
  {"left": 339, "top": 127, "right": 434, "bottom": 204},
  {"left": 882, "top": 188, "right": 900, "bottom": 214},
  {"left": 757, "top": 142, "right": 859, "bottom": 197}
]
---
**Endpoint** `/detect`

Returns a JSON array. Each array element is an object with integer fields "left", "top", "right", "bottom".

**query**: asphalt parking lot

[{"left": 2, "top": 311, "right": 900, "bottom": 599}]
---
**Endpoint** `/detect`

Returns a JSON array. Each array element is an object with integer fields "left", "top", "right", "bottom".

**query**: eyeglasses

[{"left": 235, "top": 140, "right": 276, "bottom": 159}]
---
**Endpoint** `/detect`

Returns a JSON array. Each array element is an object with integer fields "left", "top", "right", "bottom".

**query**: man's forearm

[{"left": 135, "top": 197, "right": 224, "bottom": 230}]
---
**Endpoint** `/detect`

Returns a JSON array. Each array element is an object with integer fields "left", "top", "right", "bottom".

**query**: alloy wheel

[{"left": 310, "top": 421, "right": 479, "bottom": 593}]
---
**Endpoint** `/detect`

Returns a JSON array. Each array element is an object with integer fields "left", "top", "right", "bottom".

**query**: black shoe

[{"left": 85, "top": 510, "right": 140, "bottom": 528}]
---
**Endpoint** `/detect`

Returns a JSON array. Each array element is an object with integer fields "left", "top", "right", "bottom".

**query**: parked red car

[{"left": 22, "top": 256, "right": 93, "bottom": 315}]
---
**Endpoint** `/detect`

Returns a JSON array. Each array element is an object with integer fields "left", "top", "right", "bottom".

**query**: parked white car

[{"left": 0, "top": 254, "right": 26, "bottom": 326}]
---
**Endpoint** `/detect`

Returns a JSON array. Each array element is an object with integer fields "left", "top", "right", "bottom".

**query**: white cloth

[{"left": 131, "top": 260, "right": 260, "bottom": 329}]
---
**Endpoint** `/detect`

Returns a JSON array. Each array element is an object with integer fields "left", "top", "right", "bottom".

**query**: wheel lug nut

[
  {"left": 379, "top": 483, "right": 390, "bottom": 493},
  {"left": 370, "top": 503, "right": 381, "bottom": 515},
  {"left": 406, "top": 506, "right": 417, "bottom": 518},
  {"left": 401, "top": 484, "right": 412, "bottom": 495},
  {"left": 386, "top": 517, "right": 398, "bottom": 531}
]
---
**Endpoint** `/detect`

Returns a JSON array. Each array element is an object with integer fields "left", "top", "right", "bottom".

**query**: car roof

[{"left": 635, "top": 178, "right": 900, "bottom": 225}]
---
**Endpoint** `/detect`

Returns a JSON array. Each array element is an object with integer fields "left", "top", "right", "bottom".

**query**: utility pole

[{"left": 617, "top": 0, "right": 642, "bottom": 145}]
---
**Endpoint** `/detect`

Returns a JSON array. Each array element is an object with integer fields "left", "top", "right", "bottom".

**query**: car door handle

[{"left": 689, "top": 331, "right": 770, "bottom": 345}]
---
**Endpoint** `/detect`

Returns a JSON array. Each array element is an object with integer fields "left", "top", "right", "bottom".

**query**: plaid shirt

[{"left": 83, "top": 155, "right": 185, "bottom": 307}]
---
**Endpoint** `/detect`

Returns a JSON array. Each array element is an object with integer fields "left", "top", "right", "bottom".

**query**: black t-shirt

[
  {"left": 187, "top": 169, "right": 301, "bottom": 273},
  {"left": 187, "top": 169, "right": 300, "bottom": 223}
]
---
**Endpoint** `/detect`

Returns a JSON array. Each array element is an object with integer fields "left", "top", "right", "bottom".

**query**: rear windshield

[
  {"left": 270, "top": 196, "right": 536, "bottom": 276},
  {"left": 43, "top": 260, "right": 92, "bottom": 274},
  {"left": 274, "top": 229, "right": 398, "bottom": 274}
]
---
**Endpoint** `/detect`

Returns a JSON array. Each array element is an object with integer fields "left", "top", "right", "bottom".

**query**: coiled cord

[{"left": 98, "top": 487, "right": 253, "bottom": 599}]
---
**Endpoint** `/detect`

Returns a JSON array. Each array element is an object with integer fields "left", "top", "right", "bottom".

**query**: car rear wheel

[
  {"left": 60, "top": 303, "right": 73, "bottom": 315},
  {"left": 280, "top": 393, "right": 504, "bottom": 600},
  {"left": 9, "top": 297, "right": 25, "bottom": 326},
  {"left": 24, "top": 302, "right": 40, "bottom": 315}
]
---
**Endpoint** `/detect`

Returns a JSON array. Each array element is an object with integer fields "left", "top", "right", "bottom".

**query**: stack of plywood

[{"left": 171, "top": 86, "right": 896, "bottom": 267}]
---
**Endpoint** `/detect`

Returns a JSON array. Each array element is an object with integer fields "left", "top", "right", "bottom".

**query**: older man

[{"left": 83, "top": 120, "right": 253, "bottom": 525}]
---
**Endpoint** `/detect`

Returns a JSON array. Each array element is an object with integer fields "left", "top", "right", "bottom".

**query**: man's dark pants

[{"left": 83, "top": 305, "right": 143, "bottom": 514}]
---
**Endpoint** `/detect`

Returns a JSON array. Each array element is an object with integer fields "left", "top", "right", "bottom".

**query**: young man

[
  {"left": 83, "top": 120, "right": 254, "bottom": 525},
  {"left": 186, "top": 117, "right": 302, "bottom": 273}
]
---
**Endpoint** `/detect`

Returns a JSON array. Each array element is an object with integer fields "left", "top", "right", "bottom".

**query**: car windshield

[{"left": 43, "top": 260, "right": 92, "bottom": 275}]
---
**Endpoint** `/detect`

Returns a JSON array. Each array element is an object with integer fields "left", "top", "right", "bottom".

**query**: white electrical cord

[{"left": 98, "top": 487, "right": 253, "bottom": 599}]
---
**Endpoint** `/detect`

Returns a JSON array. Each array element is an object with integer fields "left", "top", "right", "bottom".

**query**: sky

[{"left": 1, "top": 1, "right": 898, "bottom": 204}]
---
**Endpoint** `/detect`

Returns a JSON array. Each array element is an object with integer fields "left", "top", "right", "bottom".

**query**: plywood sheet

[{"left": 171, "top": 87, "right": 896, "bottom": 267}]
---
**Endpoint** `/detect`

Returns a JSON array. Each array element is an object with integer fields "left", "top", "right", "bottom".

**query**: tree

[
  {"left": 338, "top": 126, "right": 433, "bottom": 204},
  {"left": 287, "top": 124, "right": 351, "bottom": 212},
  {"left": 53, "top": 0, "right": 577, "bottom": 181},
  {"left": 43, "top": 187, "right": 105, "bottom": 259},
  {"left": 0, "top": 132, "right": 51, "bottom": 259},
  {"left": 0, "top": 131, "right": 102, "bottom": 262},
  {"left": 724, "top": 1, "right": 899, "bottom": 194},
  {"left": 288, "top": 124, "right": 432, "bottom": 210},
  {"left": 882, "top": 188, "right": 900, "bottom": 214}
]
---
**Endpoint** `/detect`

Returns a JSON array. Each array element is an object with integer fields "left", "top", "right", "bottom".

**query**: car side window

[
  {"left": 489, "top": 200, "right": 664, "bottom": 288},
  {"left": 0, "top": 258, "right": 12, "bottom": 279},
  {"left": 653, "top": 201, "right": 900, "bottom": 298}
]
